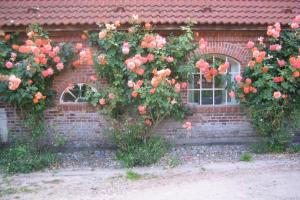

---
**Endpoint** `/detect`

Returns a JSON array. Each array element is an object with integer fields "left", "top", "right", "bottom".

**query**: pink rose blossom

[
  {"left": 5, "top": 61, "right": 13, "bottom": 69},
  {"left": 198, "top": 38, "right": 207, "bottom": 49},
  {"left": 127, "top": 80, "right": 134, "bottom": 88},
  {"left": 138, "top": 105, "right": 146, "bottom": 115},
  {"left": 99, "top": 98, "right": 106, "bottom": 105},
  {"left": 150, "top": 88, "right": 156, "bottom": 94},
  {"left": 180, "top": 82, "right": 187, "bottom": 89},
  {"left": 182, "top": 121, "right": 192, "bottom": 130},
  {"left": 147, "top": 53, "right": 154, "bottom": 62},
  {"left": 76, "top": 43, "right": 83, "bottom": 50},
  {"left": 247, "top": 41, "right": 255, "bottom": 49},
  {"left": 175, "top": 83, "right": 181, "bottom": 93},
  {"left": 8, "top": 75, "right": 21, "bottom": 91},
  {"left": 53, "top": 46, "right": 60, "bottom": 54},
  {"left": 90, "top": 75, "right": 97, "bottom": 81},
  {"left": 48, "top": 51, "right": 56, "bottom": 58},
  {"left": 270, "top": 44, "right": 281, "bottom": 51},
  {"left": 108, "top": 93, "right": 115, "bottom": 100},
  {"left": 277, "top": 60, "right": 285, "bottom": 67},
  {"left": 122, "top": 42, "right": 130, "bottom": 55},
  {"left": 273, "top": 91, "right": 281, "bottom": 99},
  {"left": 54, "top": 56, "right": 60, "bottom": 63},
  {"left": 235, "top": 75, "right": 243, "bottom": 82},
  {"left": 252, "top": 50, "right": 260, "bottom": 58},
  {"left": 99, "top": 31, "right": 107, "bottom": 39},
  {"left": 229, "top": 91, "right": 235, "bottom": 98},
  {"left": 56, "top": 62, "right": 64, "bottom": 71},
  {"left": 47, "top": 68, "right": 54, "bottom": 76},
  {"left": 291, "top": 23, "right": 299, "bottom": 29}
]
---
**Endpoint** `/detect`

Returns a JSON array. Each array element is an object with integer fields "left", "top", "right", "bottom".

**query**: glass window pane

[
  {"left": 214, "top": 75, "right": 226, "bottom": 88},
  {"left": 187, "top": 54, "right": 240, "bottom": 106},
  {"left": 215, "top": 90, "right": 226, "bottom": 105},
  {"left": 227, "top": 91, "right": 237, "bottom": 104},
  {"left": 188, "top": 74, "right": 200, "bottom": 89},
  {"left": 188, "top": 90, "right": 200, "bottom": 104},
  {"left": 61, "top": 83, "right": 96, "bottom": 103},
  {"left": 201, "top": 90, "right": 213, "bottom": 105},
  {"left": 62, "top": 92, "right": 76, "bottom": 102},
  {"left": 202, "top": 75, "right": 213, "bottom": 88},
  {"left": 229, "top": 58, "right": 240, "bottom": 73}
]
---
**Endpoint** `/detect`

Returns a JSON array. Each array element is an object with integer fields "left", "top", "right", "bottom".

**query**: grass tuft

[
  {"left": 126, "top": 170, "right": 142, "bottom": 180},
  {"left": 240, "top": 153, "right": 253, "bottom": 162}
]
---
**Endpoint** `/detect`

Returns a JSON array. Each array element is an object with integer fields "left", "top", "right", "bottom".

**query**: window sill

[
  {"left": 186, "top": 103, "right": 241, "bottom": 113},
  {"left": 58, "top": 102, "right": 98, "bottom": 111}
]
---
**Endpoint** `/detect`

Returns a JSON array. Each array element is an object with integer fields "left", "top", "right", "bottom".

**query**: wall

[{"left": 0, "top": 30, "right": 265, "bottom": 149}]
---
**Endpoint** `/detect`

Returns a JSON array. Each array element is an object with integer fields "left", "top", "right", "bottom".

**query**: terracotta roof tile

[{"left": 0, "top": 0, "right": 299, "bottom": 27}]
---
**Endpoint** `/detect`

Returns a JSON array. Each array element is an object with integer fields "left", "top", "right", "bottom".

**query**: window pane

[
  {"left": 188, "top": 90, "right": 200, "bottom": 104},
  {"left": 229, "top": 58, "right": 240, "bottom": 73},
  {"left": 202, "top": 75, "right": 213, "bottom": 88},
  {"left": 188, "top": 74, "right": 200, "bottom": 89},
  {"left": 215, "top": 75, "right": 226, "bottom": 88},
  {"left": 62, "top": 92, "right": 76, "bottom": 102},
  {"left": 61, "top": 83, "right": 96, "bottom": 103},
  {"left": 201, "top": 90, "right": 213, "bottom": 105},
  {"left": 227, "top": 91, "right": 237, "bottom": 104},
  {"left": 215, "top": 90, "right": 226, "bottom": 105}
]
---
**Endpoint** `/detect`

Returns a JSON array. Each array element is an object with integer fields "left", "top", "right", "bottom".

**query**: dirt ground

[{"left": 1, "top": 154, "right": 300, "bottom": 200}]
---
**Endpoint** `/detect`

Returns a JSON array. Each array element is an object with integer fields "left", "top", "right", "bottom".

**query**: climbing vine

[
  {"left": 0, "top": 24, "right": 76, "bottom": 139},
  {"left": 234, "top": 16, "right": 300, "bottom": 150}
]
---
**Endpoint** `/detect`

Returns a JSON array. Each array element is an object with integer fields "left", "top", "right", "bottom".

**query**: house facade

[{"left": 0, "top": 0, "right": 299, "bottom": 149}]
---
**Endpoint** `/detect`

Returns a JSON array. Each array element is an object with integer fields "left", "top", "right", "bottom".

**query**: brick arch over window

[{"left": 191, "top": 42, "right": 251, "bottom": 67}]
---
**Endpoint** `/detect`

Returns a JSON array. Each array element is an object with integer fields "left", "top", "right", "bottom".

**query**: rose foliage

[
  {"left": 85, "top": 19, "right": 231, "bottom": 133},
  {"left": 0, "top": 24, "right": 76, "bottom": 138},
  {"left": 85, "top": 20, "right": 198, "bottom": 131},
  {"left": 235, "top": 16, "right": 300, "bottom": 151}
]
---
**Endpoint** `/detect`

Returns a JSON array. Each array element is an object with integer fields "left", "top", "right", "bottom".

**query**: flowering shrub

[
  {"left": 85, "top": 18, "right": 233, "bottom": 134},
  {"left": 0, "top": 24, "right": 76, "bottom": 138},
  {"left": 235, "top": 16, "right": 300, "bottom": 151},
  {"left": 85, "top": 19, "right": 199, "bottom": 131}
]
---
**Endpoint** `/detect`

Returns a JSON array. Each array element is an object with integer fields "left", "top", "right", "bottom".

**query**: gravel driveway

[{"left": 1, "top": 147, "right": 300, "bottom": 200}]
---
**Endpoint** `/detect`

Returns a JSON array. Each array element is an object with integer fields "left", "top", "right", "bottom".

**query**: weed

[
  {"left": 240, "top": 153, "right": 253, "bottom": 162},
  {"left": 0, "top": 143, "right": 60, "bottom": 174},
  {"left": 126, "top": 170, "right": 142, "bottom": 180},
  {"left": 167, "top": 156, "right": 181, "bottom": 168}
]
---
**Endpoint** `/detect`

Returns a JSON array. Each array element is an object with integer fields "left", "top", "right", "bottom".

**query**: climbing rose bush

[
  {"left": 0, "top": 24, "right": 76, "bottom": 137},
  {"left": 0, "top": 24, "right": 75, "bottom": 112},
  {"left": 82, "top": 16, "right": 233, "bottom": 133},
  {"left": 234, "top": 16, "right": 300, "bottom": 150},
  {"left": 84, "top": 19, "right": 197, "bottom": 130}
]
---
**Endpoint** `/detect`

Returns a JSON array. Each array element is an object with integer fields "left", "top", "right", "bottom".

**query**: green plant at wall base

[
  {"left": 0, "top": 143, "right": 60, "bottom": 174},
  {"left": 240, "top": 153, "right": 253, "bottom": 162},
  {"left": 235, "top": 17, "right": 300, "bottom": 151},
  {"left": 112, "top": 122, "right": 169, "bottom": 167},
  {"left": 126, "top": 170, "right": 142, "bottom": 180},
  {"left": 0, "top": 24, "right": 76, "bottom": 139}
]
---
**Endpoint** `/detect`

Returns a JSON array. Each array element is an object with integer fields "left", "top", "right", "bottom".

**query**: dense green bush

[
  {"left": 112, "top": 123, "right": 169, "bottom": 167},
  {"left": 0, "top": 143, "right": 60, "bottom": 174},
  {"left": 235, "top": 18, "right": 300, "bottom": 151}
]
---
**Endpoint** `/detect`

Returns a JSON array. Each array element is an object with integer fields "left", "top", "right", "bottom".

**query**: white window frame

[
  {"left": 187, "top": 54, "right": 241, "bottom": 106},
  {"left": 60, "top": 83, "right": 97, "bottom": 104}
]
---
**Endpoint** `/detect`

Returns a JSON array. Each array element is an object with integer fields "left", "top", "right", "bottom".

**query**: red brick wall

[{"left": 1, "top": 30, "right": 264, "bottom": 148}]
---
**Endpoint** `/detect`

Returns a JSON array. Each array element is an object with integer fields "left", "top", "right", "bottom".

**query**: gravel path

[
  {"left": 1, "top": 145, "right": 300, "bottom": 200},
  {"left": 59, "top": 144, "right": 298, "bottom": 168},
  {"left": 60, "top": 145, "right": 252, "bottom": 168}
]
